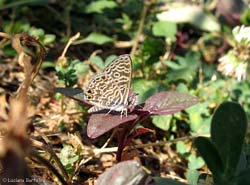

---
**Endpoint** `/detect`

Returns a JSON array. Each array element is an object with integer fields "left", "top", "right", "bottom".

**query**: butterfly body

[{"left": 84, "top": 54, "right": 133, "bottom": 117}]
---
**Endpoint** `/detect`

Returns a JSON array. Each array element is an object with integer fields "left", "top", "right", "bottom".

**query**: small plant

[
  {"left": 58, "top": 145, "right": 80, "bottom": 175},
  {"left": 57, "top": 88, "right": 198, "bottom": 161},
  {"left": 55, "top": 59, "right": 78, "bottom": 88},
  {"left": 195, "top": 102, "right": 250, "bottom": 185}
]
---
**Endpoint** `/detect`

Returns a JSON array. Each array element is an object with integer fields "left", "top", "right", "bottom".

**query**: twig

[
  {"left": 114, "top": 40, "right": 134, "bottom": 48},
  {"left": 0, "top": 32, "right": 12, "bottom": 39},
  {"left": 101, "top": 128, "right": 117, "bottom": 149},
  {"left": 69, "top": 134, "right": 209, "bottom": 179},
  {"left": 80, "top": 134, "right": 210, "bottom": 158},
  {"left": 73, "top": 131, "right": 119, "bottom": 173},
  {"left": 134, "top": 135, "right": 209, "bottom": 149},
  {"left": 59, "top": 32, "right": 80, "bottom": 59},
  {"left": 130, "top": 2, "right": 149, "bottom": 56}
]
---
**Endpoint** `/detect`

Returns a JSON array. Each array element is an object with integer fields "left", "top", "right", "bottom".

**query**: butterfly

[{"left": 83, "top": 54, "right": 135, "bottom": 117}]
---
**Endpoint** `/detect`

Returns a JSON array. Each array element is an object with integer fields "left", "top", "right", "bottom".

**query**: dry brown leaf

[{"left": 11, "top": 33, "right": 45, "bottom": 98}]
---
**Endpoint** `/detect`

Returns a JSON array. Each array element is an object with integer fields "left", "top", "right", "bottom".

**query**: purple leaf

[
  {"left": 143, "top": 91, "right": 198, "bottom": 115},
  {"left": 96, "top": 160, "right": 149, "bottom": 185},
  {"left": 87, "top": 113, "right": 138, "bottom": 139}
]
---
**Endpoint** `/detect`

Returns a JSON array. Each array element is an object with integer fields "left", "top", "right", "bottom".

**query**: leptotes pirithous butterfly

[{"left": 84, "top": 54, "right": 133, "bottom": 117}]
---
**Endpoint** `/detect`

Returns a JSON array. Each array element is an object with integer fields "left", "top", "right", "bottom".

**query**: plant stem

[
  {"left": 130, "top": 2, "right": 149, "bottom": 56},
  {"left": 116, "top": 129, "right": 126, "bottom": 161}
]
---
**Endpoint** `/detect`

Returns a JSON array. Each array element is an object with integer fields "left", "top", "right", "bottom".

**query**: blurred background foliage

[{"left": 1, "top": 0, "right": 250, "bottom": 183}]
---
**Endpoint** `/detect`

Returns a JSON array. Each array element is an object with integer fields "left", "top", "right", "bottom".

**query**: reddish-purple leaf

[
  {"left": 143, "top": 91, "right": 198, "bottom": 115},
  {"left": 96, "top": 160, "right": 149, "bottom": 185},
  {"left": 87, "top": 113, "right": 138, "bottom": 139}
]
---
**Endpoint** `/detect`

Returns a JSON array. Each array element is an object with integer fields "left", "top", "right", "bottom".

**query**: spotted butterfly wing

[{"left": 84, "top": 54, "right": 132, "bottom": 115}]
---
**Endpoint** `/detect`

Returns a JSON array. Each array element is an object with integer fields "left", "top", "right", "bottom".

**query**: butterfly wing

[
  {"left": 84, "top": 54, "right": 132, "bottom": 113},
  {"left": 103, "top": 54, "right": 132, "bottom": 107},
  {"left": 84, "top": 73, "right": 124, "bottom": 111}
]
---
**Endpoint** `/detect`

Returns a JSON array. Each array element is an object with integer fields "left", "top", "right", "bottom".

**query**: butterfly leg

[
  {"left": 120, "top": 108, "right": 128, "bottom": 119},
  {"left": 105, "top": 108, "right": 113, "bottom": 115}
]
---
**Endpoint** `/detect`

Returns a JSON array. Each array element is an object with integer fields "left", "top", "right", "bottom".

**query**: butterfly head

[{"left": 83, "top": 89, "right": 94, "bottom": 102}]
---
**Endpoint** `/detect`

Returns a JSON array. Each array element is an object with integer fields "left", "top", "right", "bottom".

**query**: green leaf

[
  {"left": 194, "top": 137, "right": 224, "bottom": 182},
  {"left": 176, "top": 83, "right": 189, "bottom": 93},
  {"left": 42, "top": 61, "right": 55, "bottom": 69},
  {"left": 152, "top": 21, "right": 177, "bottom": 41},
  {"left": 3, "top": 20, "right": 30, "bottom": 33},
  {"left": 141, "top": 38, "right": 165, "bottom": 58},
  {"left": 153, "top": 177, "right": 186, "bottom": 185},
  {"left": 152, "top": 115, "right": 172, "bottom": 131},
  {"left": 176, "top": 141, "right": 186, "bottom": 155},
  {"left": 165, "top": 52, "right": 200, "bottom": 83},
  {"left": 188, "top": 154, "right": 205, "bottom": 170},
  {"left": 234, "top": 167, "right": 250, "bottom": 185},
  {"left": 29, "top": 27, "right": 45, "bottom": 37},
  {"left": 0, "top": 0, "right": 49, "bottom": 11},
  {"left": 131, "top": 78, "right": 166, "bottom": 103},
  {"left": 197, "top": 174, "right": 214, "bottom": 185},
  {"left": 65, "top": 163, "right": 74, "bottom": 174},
  {"left": 104, "top": 55, "right": 117, "bottom": 65},
  {"left": 81, "top": 32, "right": 114, "bottom": 45},
  {"left": 55, "top": 62, "right": 78, "bottom": 87},
  {"left": 211, "top": 102, "right": 247, "bottom": 179},
  {"left": 187, "top": 169, "right": 200, "bottom": 185},
  {"left": 89, "top": 56, "right": 105, "bottom": 68},
  {"left": 74, "top": 62, "right": 89, "bottom": 75},
  {"left": 85, "top": 0, "right": 117, "bottom": 13},
  {"left": 232, "top": 82, "right": 250, "bottom": 113},
  {"left": 240, "top": 8, "right": 250, "bottom": 25},
  {"left": 116, "top": 13, "right": 132, "bottom": 30},
  {"left": 235, "top": 153, "right": 247, "bottom": 176},
  {"left": 186, "top": 103, "right": 211, "bottom": 134},
  {"left": 55, "top": 92, "right": 62, "bottom": 100},
  {"left": 43, "top": 34, "right": 56, "bottom": 44},
  {"left": 156, "top": 5, "right": 220, "bottom": 32},
  {"left": 58, "top": 145, "right": 79, "bottom": 167}
]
